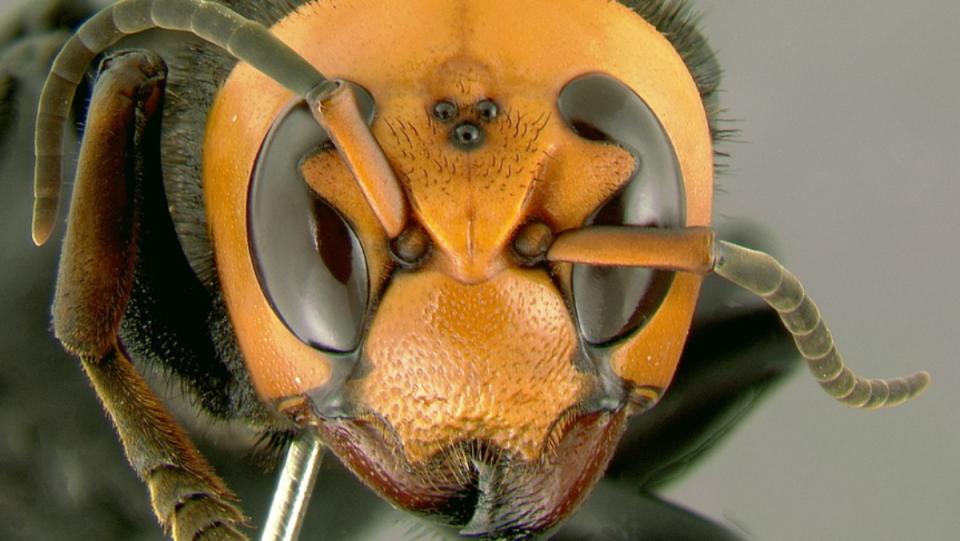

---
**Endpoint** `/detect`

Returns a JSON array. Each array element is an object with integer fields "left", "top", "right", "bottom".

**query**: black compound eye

[
  {"left": 247, "top": 84, "right": 375, "bottom": 352},
  {"left": 558, "top": 74, "right": 686, "bottom": 345},
  {"left": 432, "top": 100, "right": 458, "bottom": 122},
  {"left": 475, "top": 99, "right": 499, "bottom": 122}
]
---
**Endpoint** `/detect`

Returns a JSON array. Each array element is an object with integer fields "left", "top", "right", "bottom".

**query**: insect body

[{"left": 18, "top": 0, "right": 928, "bottom": 539}]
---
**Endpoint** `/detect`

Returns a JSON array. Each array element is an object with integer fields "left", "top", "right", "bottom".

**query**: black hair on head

[
  {"left": 124, "top": 0, "right": 311, "bottom": 423},
  {"left": 161, "top": 0, "right": 308, "bottom": 287},
  {"left": 620, "top": 0, "right": 730, "bottom": 150}
]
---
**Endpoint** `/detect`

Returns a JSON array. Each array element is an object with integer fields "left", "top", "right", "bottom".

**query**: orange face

[{"left": 204, "top": 0, "right": 712, "bottom": 535}]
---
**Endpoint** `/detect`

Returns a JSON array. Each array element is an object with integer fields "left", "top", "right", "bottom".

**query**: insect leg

[
  {"left": 83, "top": 346, "right": 248, "bottom": 540},
  {"left": 52, "top": 49, "right": 247, "bottom": 540}
]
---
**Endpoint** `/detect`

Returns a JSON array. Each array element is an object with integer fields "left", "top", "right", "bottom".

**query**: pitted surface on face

[
  {"left": 205, "top": 0, "right": 711, "bottom": 401},
  {"left": 205, "top": 0, "right": 713, "bottom": 534},
  {"left": 301, "top": 64, "right": 639, "bottom": 465},
  {"left": 354, "top": 269, "right": 588, "bottom": 463}
]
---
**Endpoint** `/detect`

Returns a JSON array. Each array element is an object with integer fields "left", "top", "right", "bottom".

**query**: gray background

[
  {"left": 667, "top": 1, "right": 960, "bottom": 540},
  {"left": 0, "top": 0, "right": 957, "bottom": 540}
]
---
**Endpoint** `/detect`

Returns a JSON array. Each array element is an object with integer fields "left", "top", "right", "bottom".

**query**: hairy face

[{"left": 204, "top": 0, "right": 712, "bottom": 535}]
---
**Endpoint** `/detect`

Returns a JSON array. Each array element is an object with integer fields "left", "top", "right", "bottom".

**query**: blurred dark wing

[{"left": 555, "top": 481, "right": 743, "bottom": 541}]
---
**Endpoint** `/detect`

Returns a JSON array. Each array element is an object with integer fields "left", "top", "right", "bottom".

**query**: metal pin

[{"left": 260, "top": 430, "right": 324, "bottom": 541}]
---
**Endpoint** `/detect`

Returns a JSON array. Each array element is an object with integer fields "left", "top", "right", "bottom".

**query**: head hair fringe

[{"left": 621, "top": 0, "right": 729, "bottom": 150}]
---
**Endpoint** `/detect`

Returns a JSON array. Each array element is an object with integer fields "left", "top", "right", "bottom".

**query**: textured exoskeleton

[{"left": 1, "top": 0, "right": 928, "bottom": 539}]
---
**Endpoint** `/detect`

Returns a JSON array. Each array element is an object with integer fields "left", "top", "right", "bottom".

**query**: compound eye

[
  {"left": 558, "top": 74, "right": 686, "bottom": 345},
  {"left": 248, "top": 85, "right": 375, "bottom": 352}
]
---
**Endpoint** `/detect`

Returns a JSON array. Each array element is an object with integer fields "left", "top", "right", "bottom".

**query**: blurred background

[
  {"left": 670, "top": 1, "right": 960, "bottom": 539},
  {"left": 0, "top": 0, "right": 957, "bottom": 539}
]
